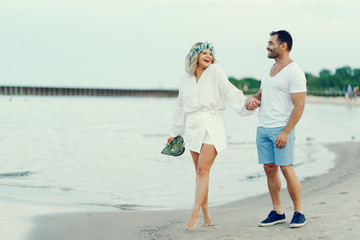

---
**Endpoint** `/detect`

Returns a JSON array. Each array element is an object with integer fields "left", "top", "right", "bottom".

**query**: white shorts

[{"left": 203, "top": 132, "right": 214, "bottom": 145}]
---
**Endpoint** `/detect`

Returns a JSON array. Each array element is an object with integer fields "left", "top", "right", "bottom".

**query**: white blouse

[{"left": 171, "top": 64, "right": 252, "bottom": 153}]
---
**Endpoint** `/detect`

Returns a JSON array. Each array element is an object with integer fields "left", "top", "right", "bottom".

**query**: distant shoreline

[
  {"left": 1, "top": 86, "right": 359, "bottom": 101},
  {"left": 306, "top": 95, "right": 360, "bottom": 106},
  {"left": 0, "top": 86, "right": 178, "bottom": 97}
]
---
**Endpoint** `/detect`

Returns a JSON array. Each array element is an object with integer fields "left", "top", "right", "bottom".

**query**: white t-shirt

[{"left": 258, "top": 62, "right": 307, "bottom": 127}]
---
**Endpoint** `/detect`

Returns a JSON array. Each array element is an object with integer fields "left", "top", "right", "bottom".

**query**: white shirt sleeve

[
  {"left": 216, "top": 65, "right": 255, "bottom": 116},
  {"left": 171, "top": 79, "right": 186, "bottom": 137},
  {"left": 290, "top": 65, "right": 307, "bottom": 93}
]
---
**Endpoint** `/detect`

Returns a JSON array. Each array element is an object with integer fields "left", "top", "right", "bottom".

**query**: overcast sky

[{"left": 1, "top": 0, "right": 359, "bottom": 89}]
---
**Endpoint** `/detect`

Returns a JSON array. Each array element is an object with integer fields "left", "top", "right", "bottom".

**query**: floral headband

[{"left": 189, "top": 42, "right": 215, "bottom": 61}]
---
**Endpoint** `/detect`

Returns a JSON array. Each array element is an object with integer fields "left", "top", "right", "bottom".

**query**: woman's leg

[
  {"left": 186, "top": 144, "right": 217, "bottom": 229},
  {"left": 190, "top": 150, "right": 213, "bottom": 225}
]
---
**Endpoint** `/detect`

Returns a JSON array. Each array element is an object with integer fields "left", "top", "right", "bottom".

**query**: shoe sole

[
  {"left": 258, "top": 219, "right": 286, "bottom": 227},
  {"left": 289, "top": 220, "right": 307, "bottom": 228}
]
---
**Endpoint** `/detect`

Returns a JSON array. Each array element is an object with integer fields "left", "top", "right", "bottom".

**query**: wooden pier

[{"left": 0, "top": 86, "right": 178, "bottom": 97}]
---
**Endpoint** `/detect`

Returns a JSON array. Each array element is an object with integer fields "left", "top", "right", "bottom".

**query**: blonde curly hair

[{"left": 185, "top": 42, "right": 216, "bottom": 76}]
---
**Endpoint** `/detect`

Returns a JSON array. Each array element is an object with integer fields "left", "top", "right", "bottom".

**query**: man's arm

[
  {"left": 275, "top": 91, "right": 306, "bottom": 148},
  {"left": 245, "top": 89, "right": 262, "bottom": 110}
]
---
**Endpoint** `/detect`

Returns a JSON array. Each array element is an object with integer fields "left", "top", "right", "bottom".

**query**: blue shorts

[{"left": 256, "top": 126, "right": 295, "bottom": 166}]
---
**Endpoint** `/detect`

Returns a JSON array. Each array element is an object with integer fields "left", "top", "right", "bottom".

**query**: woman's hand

[
  {"left": 245, "top": 96, "right": 261, "bottom": 110},
  {"left": 167, "top": 137, "right": 175, "bottom": 144}
]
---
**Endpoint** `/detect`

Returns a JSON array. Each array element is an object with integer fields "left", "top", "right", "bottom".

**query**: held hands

[
  {"left": 245, "top": 96, "right": 261, "bottom": 110},
  {"left": 275, "top": 131, "right": 289, "bottom": 148}
]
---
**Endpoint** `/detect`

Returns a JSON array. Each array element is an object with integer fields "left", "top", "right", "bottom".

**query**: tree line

[
  {"left": 229, "top": 66, "right": 360, "bottom": 96},
  {"left": 305, "top": 66, "right": 359, "bottom": 96}
]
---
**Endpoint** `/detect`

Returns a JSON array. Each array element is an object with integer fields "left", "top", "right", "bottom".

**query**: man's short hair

[{"left": 270, "top": 30, "right": 293, "bottom": 51}]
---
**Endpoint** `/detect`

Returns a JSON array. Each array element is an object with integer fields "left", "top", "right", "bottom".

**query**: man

[{"left": 246, "top": 30, "right": 307, "bottom": 228}]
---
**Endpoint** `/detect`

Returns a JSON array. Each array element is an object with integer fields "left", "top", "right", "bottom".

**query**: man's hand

[
  {"left": 275, "top": 131, "right": 289, "bottom": 148},
  {"left": 245, "top": 96, "right": 261, "bottom": 110},
  {"left": 274, "top": 91, "right": 306, "bottom": 148}
]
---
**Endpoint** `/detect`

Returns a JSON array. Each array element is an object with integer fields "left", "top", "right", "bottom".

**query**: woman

[{"left": 167, "top": 42, "right": 260, "bottom": 230}]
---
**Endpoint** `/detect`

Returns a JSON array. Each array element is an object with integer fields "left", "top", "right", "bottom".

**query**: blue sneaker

[
  {"left": 258, "top": 210, "right": 286, "bottom": 227},
  {"left": 289, "top": 212, "right": 307, "bottom": 228}
]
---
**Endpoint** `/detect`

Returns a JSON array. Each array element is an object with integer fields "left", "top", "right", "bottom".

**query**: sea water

[{"left": 0, "top": 96, "right": 359, "bottom": 211}]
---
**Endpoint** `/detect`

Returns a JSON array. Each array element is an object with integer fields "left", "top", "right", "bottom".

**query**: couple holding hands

[{"left": 166, "top": 30, "right": 307, "bottom": 230}]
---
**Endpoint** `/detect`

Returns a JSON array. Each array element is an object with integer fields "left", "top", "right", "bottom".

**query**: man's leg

[
  {"left": 257, "top": 127, "right": 286, "bottom": 227},
  {"left": 280, "top": 165, "right": 302, "bottom": 213},
  {"left": 280, "top": 165, "right": 307, "bottom": 227},
  {"left": 264, "top": 163, "right": 283, "bottom": 214},
  {"left": 259, "top": 163, "right": 286, "bottom": 227}
]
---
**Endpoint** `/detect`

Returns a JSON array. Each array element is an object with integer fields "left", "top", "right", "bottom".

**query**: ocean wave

[
  {"left": 86, "top": 203, "right": 151, "bottom": 211},
  {"left": 245, "top": 172, "right": 265, "bottom": 180},
  {"left": 143, "top": 134, "right": 168, "bottom": 137},
  {"left": 0, "top": 182, "right": 75, "bottom": 193},
  {"left": 0, "top": 171, "right": 34, "bottom": 178}
]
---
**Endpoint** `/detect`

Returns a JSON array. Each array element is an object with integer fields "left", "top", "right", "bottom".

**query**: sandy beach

[{"left": 28, "top": 140, "right": 360, "bottom": 240}]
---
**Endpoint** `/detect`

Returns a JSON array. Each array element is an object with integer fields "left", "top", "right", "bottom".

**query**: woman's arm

[
  {"left": 170, "top": 79, "right": 186, "bottom": 138},
  {"left": 216, "top": 65, "right": 259, "bottom": 116}
]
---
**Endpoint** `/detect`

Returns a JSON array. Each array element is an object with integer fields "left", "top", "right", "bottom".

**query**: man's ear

[{"left": 282, "top": 42, "right": 288, "bottom": 51}]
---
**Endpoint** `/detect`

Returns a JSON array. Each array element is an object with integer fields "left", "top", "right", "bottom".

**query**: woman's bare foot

[
  {"left": 185, "top": 213, "right": 199, "bottom": 230},
  {"left": 202, "top": 208, "right": 214, "bottom": 226}
]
